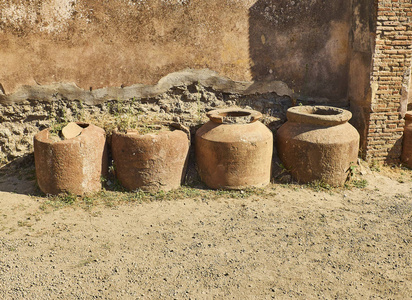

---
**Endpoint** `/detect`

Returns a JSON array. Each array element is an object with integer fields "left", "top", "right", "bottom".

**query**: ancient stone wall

[
  {"left": 0, "top": 70, "right": 298, "bottom": 163},
  {"left": 1, "top": 0, "right": 411, "bottom": 164},
  {"left": 0, "top": 0, "right": 354, "bottom": 164},
  {"left": 365, "top": 0, "right": 412, "bottom": 162}
]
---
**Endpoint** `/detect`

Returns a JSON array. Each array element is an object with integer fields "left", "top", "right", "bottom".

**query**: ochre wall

[
  {"left": 249, "top": 0, "right": 351, "bottom": 101},
  {"left": 0, "top": 0, "right": 252, "bottom": 93},
  {"left": 0, "top": 0, "right": 351, "bottom": 102}
]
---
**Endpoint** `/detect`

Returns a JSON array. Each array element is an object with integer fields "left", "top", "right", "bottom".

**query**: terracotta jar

[
  {"left": 111, "top": 129, "right": 190, "bottom": 192},
  {"left": 34, "top": 123, "right": 108, "bottom": 195},
  {"left": 401, "top": 111, "right": 412, "bottom": 168},
  {"left": 195, "top": 108, "right": 273, "bottom": 189},
  {"left": 277, "top": 106, "right": 359, "bottom": 186}
]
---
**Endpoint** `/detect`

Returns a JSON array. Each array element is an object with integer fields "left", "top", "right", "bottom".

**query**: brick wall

[{"left": 365, "top": 0, "right": 412, "bottom": 162}]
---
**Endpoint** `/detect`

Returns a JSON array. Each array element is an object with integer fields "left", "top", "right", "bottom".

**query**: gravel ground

[{"left": 0, "top": 166, "right": 411, "bottom": 299}]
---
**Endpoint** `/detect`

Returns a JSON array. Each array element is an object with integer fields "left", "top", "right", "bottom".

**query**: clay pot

[
  {"left": 111, "top": 129, "right": 190, "bottom": 192},
  {"left": 401, "top": 111, "right": 412, "bottom": 168},
  {"left": 277, "top": 105, "right": 360, "bottom": 186},
  {"left": 34, "top": 123, "right": 108, "bottom": 195},
  {"left": 195, "top": 108, "right": 273, "bottom": 189}
]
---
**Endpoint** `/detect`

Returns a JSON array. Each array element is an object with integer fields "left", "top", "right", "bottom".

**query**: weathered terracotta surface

[
  {"left": 111, "top": 129, "right": 190, "bottom": 192},
  {"left": 195, "top": 108, "right": 273, "bottom": 189},
  {"left": 401, "top": 112, "right": 412, "bottom": 168},
  {"left": 34, "top": 123, "right": 108, "bottom": 195},
  {"left": 277, "top": 106, "right": 360, "bottom": 186}
]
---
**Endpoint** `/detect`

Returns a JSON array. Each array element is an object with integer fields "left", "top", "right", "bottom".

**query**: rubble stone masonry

[{"left": 366, "top": 0, "right": 412, "bottom": 162}]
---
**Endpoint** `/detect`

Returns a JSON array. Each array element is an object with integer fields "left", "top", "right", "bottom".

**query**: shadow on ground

[{"left": 0, "top": 154, "right": 40, "bottom": 195}]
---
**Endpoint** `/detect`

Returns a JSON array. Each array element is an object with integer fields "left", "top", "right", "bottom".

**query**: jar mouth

[
  {"left": 76, "top": 122, "right": 90, "bottom": 129},
  {"left": 405, "top": 111, "right": 412, "bottom": 121},
  {"left": 207, "top": 108, "right": 262, "bottom": 124},
  {"left": 306, "top": 107, "right": 341, "bottom": 116},
  {"left": 287, "top": 105, "right": 352, "bottom": 126}
]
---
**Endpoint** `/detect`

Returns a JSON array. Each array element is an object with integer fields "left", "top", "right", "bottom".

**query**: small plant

[
  {"left": 100, "top": 176, "right": 107, "bottom": 184},
  {"left": 83, "top": 196, "right": 94, "bottom": 208},
  {"left": 151, "top": 190, "right": 167, "bottom": 201},
  {"left": 44, "top": 192, "right": 77, "bottom": 209},
  {"left": 49, "top": 121, "right": 68, "bottom": 137},
  {"left": 179, "top": 186, "right": 202, "bottom": 198},
  {"left": 58, "top": 192, "right": 77, "bottom": 204},
  {"left": 352, "top": 179, "right": 368, "bottom": 188},
  {"left": 349, "top": 163, "right": 357, "bottom": 177},
  {"left": 345, "top": 178, "right": 368, "bottom": 189},
  {"left": 308, "top": 180, "right": 332, "bottom": 192},
  {"left": 370, "top": 160, "right": 381, "bottom": 172},
  {"left": 117, "top": 113, "right": 137, "bottom": 132}
]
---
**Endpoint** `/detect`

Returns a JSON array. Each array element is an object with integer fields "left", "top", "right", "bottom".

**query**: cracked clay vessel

[
  {"left": 401, "top": 111, "right": 412, "bottom": 168},
  {"left": 34, "top": 123, "right": 108, "bottom": 195},
  {"left": 195, "top": 108, "right": 273, "bottom": 189},
  {"left": 111, "top": 129, "right": 190, "bottom": 192},
  {"left": 277, "top": 106, "right": 360, "bottom": 186}
]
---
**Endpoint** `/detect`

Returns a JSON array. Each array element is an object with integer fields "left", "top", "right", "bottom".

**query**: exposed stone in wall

[
  {"left": 0, "top": 70, "right": 302, "bottom": 164},
  {"left": 365, "top": 0, "right": 412, "bottom": 162}
]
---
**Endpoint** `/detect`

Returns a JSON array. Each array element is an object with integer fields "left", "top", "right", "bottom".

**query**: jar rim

[
  {"left": 286, "top": 105, "right": 352, "bottom": 126},
  {"left": 207, "top": 108, "right": 262, "bottom": 124}
]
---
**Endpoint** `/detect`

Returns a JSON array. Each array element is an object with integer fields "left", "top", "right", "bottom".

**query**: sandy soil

[{"left": 0, "top": 162, "right": 411, "bottom": 299}]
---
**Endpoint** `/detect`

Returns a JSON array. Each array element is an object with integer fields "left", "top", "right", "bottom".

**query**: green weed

[
  {"left": 352, "top": 179, "right": 368, "bottom": 188},
  {"left": 345, "top": 178, "right": 368, "bottom": 189},
  {"left": 49, "top": 121, "right": 68, "bottom": 137},
  {"left": 370, "top": 160, "right": 381, "bottom": 172},
  {"left": 308, "top": 180, "right": 333, "bottom": 192}
]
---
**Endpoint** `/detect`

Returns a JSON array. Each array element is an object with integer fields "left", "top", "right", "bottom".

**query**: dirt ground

[{"left": 0, "top": 160, "right": 411, "bottom": 299}]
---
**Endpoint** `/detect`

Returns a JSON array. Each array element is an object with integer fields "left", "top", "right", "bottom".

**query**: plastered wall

[{"left": 0, "top": 0, "right": 351, "bottom": 102}]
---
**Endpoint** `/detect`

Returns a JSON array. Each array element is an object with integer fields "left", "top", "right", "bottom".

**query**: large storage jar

[
  {"left": 401, "top": 111, "right": 412, "bottom": 168},
  {"left": 34, "top": 123, "right": 108, "bottom": 195},
  {"left": 111, "top": 128, "right": 190, "bottom": 192},
  {"left": 276, "top": 106, "right": 359, "bottom": 186},
  {"left": 195, "top": 108, "right": 273, "bottom": 189}
]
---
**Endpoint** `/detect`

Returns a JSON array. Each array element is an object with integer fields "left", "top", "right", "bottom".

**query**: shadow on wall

[
  {"left": 386, "top": 137, "right": 404, "bottom": 164},
  {"left": 248, "top": 0, "right": 351, "bottom": 102}
]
